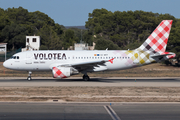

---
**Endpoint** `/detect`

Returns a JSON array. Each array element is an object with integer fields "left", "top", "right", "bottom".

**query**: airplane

[{"left": 3, "top": 20, "right": 176, "bottom": 81}]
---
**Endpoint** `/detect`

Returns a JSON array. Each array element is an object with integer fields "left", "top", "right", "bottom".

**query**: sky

[{"left": 0, "top": 0, "right": 180, "bottom": 26}]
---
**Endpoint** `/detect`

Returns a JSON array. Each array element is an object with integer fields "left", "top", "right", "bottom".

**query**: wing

[{"left": 55, "top": 58, "right": 114, "bottom": 72}]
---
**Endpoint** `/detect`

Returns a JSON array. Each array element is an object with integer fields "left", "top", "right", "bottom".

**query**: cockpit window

[
  {"left": 10, "top": 56, "right": 15, "bottom": 59},
  {"left": 11, "top": 56, "right": 19, "bottom": 59}
]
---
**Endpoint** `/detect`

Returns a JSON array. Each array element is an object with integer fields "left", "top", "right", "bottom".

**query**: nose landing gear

[{"left": 27, "top": 71, "right": 32, "bottom": 81}]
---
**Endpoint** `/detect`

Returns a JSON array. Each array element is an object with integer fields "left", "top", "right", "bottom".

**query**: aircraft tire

[
  {"left": 27, "top": 76, "right": 32, "bottom": 81},
  {"left": 83, "top": 75, "right": 89, "bottom": 81}
]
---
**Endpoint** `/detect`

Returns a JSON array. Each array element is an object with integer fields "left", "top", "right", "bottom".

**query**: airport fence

[{"left": 0, "top": 48, "right": 21, "bottom": 62}]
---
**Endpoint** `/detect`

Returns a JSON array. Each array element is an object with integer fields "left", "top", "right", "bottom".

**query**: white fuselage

[{"left": 3, "top": 50, "right": 144, "bottom": 72}]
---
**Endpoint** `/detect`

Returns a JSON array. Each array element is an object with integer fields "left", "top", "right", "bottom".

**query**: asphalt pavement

[
  {"left": 0, "top": 102, "right": 180, "bottom": 120},
  {"left": 0, "top": 77, "right": 180, "bottom": 87}
]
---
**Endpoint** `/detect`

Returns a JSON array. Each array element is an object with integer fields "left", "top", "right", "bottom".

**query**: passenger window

[{"left": 17, "top": 56, "right": 19, "bottom": 59}]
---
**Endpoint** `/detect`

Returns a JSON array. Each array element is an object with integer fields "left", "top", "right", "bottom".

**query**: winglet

[{"left": 108, "top": 58, "right": 114, "bottom": 64}]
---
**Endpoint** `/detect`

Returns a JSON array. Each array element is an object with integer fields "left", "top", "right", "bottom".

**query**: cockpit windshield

[{"left": 11, "top": 56, "right": 19, "bottom": 59}]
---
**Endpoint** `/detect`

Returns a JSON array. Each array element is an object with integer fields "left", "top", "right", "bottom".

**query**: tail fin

[{"left": 137, "top": 20, "right": 173, "bottom": 54}]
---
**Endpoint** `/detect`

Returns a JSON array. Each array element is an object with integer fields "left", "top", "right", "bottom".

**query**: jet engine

[{"left": 52, "top": 67, "right": 79, "bottom": 78}]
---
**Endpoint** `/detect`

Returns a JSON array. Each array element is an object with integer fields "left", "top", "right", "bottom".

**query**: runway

[
  {"left": 0, "top": 77, "right": 180, "bottom": 87},
  {"left": 0, "top": 77, "right": 180, "bottom": 120},
  {"left": 0, "top": 102, "right": 180, "bottom": 120}
]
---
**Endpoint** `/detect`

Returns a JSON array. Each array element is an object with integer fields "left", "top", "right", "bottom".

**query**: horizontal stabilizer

[
  {"left": 151, "top": 53, "right": 173, "bottom": 58},
  {"left": 150, "top": 52, "right": 176, "bottom": 62}
]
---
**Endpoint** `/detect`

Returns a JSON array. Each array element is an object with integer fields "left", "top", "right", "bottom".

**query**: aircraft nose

[{"left": 3, "top": 60, "right": 10, "bottom": 69}]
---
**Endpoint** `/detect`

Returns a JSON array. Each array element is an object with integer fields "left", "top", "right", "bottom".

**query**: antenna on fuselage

[{"left": 106, "top": 48, "right": 108, "bottom": 51}]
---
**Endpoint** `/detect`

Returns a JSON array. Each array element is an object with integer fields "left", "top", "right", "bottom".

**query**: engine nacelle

[{"left": 52, "top": 67, "right": 78, "bottom": 78}]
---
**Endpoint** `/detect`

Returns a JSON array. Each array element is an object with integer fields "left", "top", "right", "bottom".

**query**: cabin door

[{"left": 26, "top": 53, "right": 32, "bottom": 64}]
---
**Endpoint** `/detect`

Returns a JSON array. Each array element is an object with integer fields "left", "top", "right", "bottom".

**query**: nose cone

[{"left": 3, "top": 60, "right": 10, "bottom": 69}]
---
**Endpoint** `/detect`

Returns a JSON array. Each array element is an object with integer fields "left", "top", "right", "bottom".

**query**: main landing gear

[
  {"left": 83, "top": 74, "right": 90, "bottom": 81},
  {"left": 27, "top": 71, "right": 32, "bottom": 81}
]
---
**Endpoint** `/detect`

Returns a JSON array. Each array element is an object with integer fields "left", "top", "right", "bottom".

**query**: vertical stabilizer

[{"left": 137, "top": 20, "right": 173, "bottom": 54}]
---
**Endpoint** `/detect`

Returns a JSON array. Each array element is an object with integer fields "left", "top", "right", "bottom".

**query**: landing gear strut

[
  {"left": 83, "top": 74, "right": 90, "bottom": 81},
  {"left": 27, "top": 71, "right": 32, "bottom": 81}
]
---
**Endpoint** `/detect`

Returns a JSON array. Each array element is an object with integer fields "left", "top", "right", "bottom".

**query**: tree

[
  {"left": 38, "top": 25, "right": 62, "bottom": 50},
  {"left": 85, "top": 8, "right": 180, "bottom": 56},
  {"left": 1, "top": 23, "right": 28, "bottom": 50},
  {"left": 62, "top": 29, "right": 76, "bottom": 49},
  {"left": 167, "top": 19, "right": 180, "bottom": 58},
  {"left": 0, "top": 7, "right": 65, "bottom": 50},
  {"left": 95, "top": 38, "right": 120, "bottom": 50}
]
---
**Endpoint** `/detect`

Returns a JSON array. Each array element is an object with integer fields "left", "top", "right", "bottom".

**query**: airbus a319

[{"left": 3, "top": 20, "right": 175, "bottom": 81}]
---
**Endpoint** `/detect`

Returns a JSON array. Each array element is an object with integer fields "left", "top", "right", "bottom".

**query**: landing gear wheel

[
  {"left": 27, "top": 71, "right": 32, "bottom": 81},
  {"left": 83, "top": 75, "right": 90, "bottom": 81},
  {"left": 27, "top": 76, "right": 32, "bottom": 81}
]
